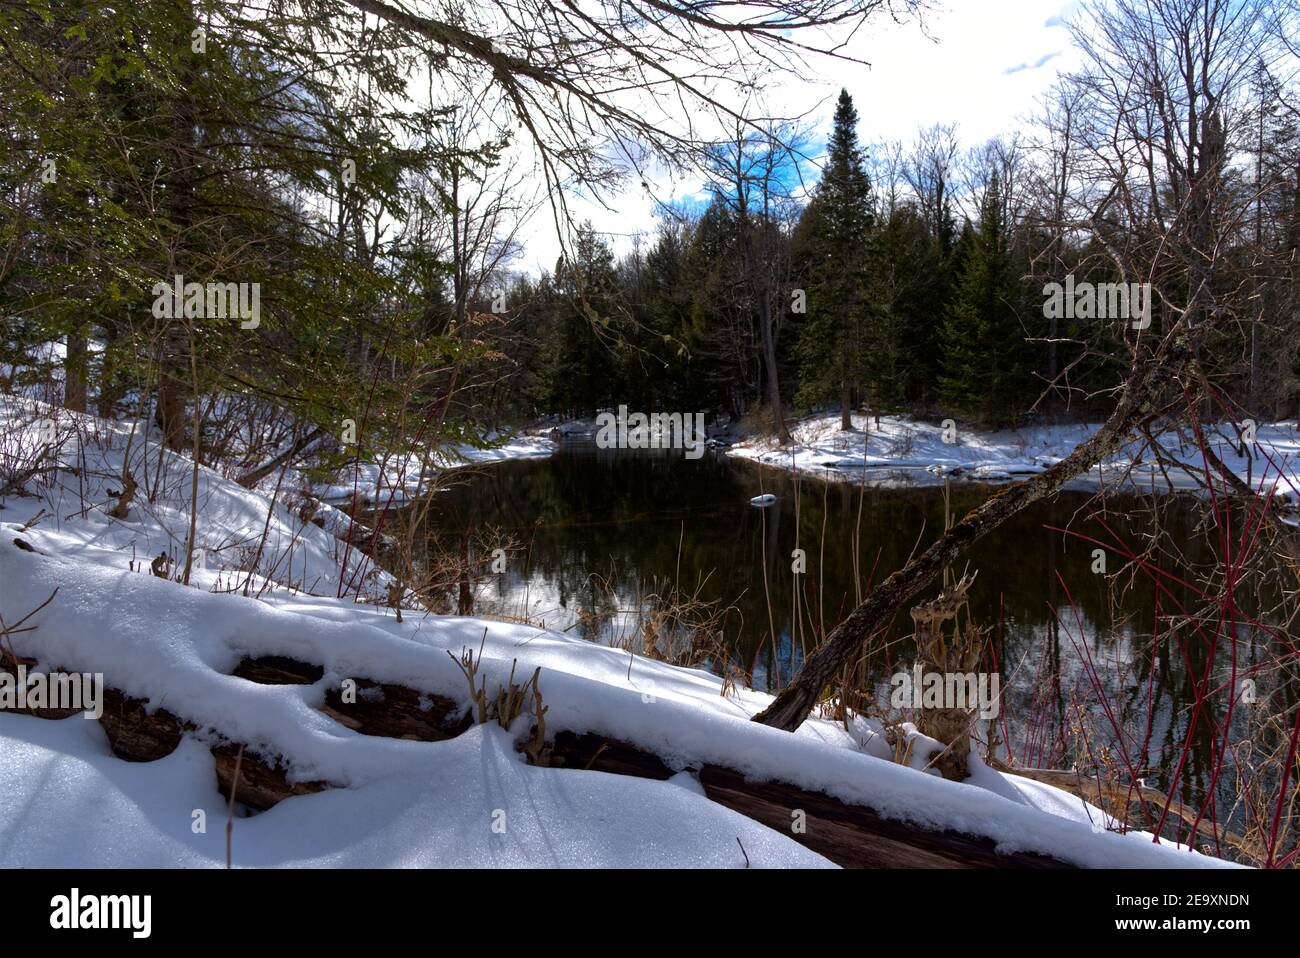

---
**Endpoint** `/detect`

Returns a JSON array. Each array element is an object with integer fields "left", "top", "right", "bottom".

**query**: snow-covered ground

[
  {"left": 311, "top": 432, "right": 554, "bottom": 507},
  {"left": 730, "top": 414, "right": 1300, "bottom": 503},
  {"left": 0, "top": 396, "right": 385, "bottom": 598},
  {"left": 0, "top": 398, "right": 1242, "bottom": 868}
]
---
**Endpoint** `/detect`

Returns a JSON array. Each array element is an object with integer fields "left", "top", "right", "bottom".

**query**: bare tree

[
  {"left": 334, "top": 0, "right": 923, "bottom": 232},
  {"left": 904, "top": 123, "right": 960, "bottom": 243},
  {"left": 707, "top": 113, "right": 811, "bottom": 443}
]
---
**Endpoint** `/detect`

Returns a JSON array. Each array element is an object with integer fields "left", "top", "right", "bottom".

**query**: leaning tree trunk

[
  {"left": 754, "top": 336, "right": 1188, "bottom": 731},
  {"left": 235, "top": 427, "right": 326, "bottom": 488}
]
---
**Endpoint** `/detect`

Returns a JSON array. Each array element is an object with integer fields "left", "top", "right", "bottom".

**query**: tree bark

[
  {"left": 97, "top": 322, "right": 123, "bottom": 419},
  {"left": 64, "top": 333, "right": 87, "bottom": 413},
  {"left": 156, "top": 0, "right": 199, "bottom": 454},
  {"left": 457, "top": 533, "right": 474, "bottom": 615},
  {"left": 235, "top": 426, "right": 326, "bottom": 488},
  {"left": 155, "top": 341, "right": 189, "bottom": 451},
  {"left": 759, "top": 287, "right": 790, "bottom": 443}
]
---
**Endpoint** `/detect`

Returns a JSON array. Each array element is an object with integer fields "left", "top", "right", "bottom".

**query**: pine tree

[
  {"left": 873, "top": 204, "right": 937, "bottom": 409},
  {"left": 938, "top": 174, "right": 1031, "bottom": 426},
  {"left": 0, "top": 0, "right": 460, "bottom": 453},
  {"left": 546, "top": 226, "right": 622, "bottom": 417},
  {"left": 686, "top": 197, "right": 754, "bottom": 417},
  {"left": 792, "top": 90, "right": 877, "bottom": 429},
  {"left": 631, "top": 222, "right": 705, "bottom": 412}
]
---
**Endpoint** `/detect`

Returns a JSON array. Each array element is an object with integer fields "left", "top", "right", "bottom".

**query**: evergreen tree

[
  {"left": 628, "top": 222, "right": 705, "bottom": 412},
  {"left": 545, "top": 226, "right": 622, "bottom": 416},
  {"left": 792, "top": 90, "right": 877, "bottom": 429},
  {"left": 873, "top": 204, "right": 939, "bottom": 409},
  {"left": 0, "top": 0, "right": 457, "bottom": 454},
  {"left": 686, "top": 198, "right": 755, "bottom": 416},
  {"left": 938, "top": 174, "right": 1032, "bottom": 426}
]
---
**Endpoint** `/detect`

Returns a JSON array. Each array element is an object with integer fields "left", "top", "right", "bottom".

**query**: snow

[
  {"left": 312, "top": 432, "right": 554, "bottom": 506},
  {"left": 729, "top": 413, "right": 1300, "bottom": 505},
  {"left": 0, "top": 396, "right": 385, "bottom": 598},
  {"left": 0, "top": 398, "right": 1244, "bottom": 868},
  {"left": 0, "top": 715, "right": 828, "bottom": 868}
]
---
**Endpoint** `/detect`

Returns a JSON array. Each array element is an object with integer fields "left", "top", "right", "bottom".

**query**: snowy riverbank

[
  {"left": 729, "top": 414, "right": 1300, "bottom": 502},
  {"left": 0, "top": 399, "right": 1241, "bottom": 868}
]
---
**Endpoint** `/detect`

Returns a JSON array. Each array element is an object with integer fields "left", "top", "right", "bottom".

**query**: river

[{"left": 414, "top": 437, "right": 1282, "bottom": 817}]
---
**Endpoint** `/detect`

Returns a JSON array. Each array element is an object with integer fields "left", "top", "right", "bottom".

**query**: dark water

[{"left": 418, "top": 439, "right": 1284, "bottom": 823}]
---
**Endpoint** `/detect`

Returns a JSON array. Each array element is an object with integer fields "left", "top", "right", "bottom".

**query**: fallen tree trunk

[
  {"left": 697, "top": 764, "right": 1066, "bottom": 868},
  {"left": 2, "top": 652, "right": 328, "bottom": 810},
  {"left": 539, "top": 730, "right": 1068, "bottom": 867},
  {"left": 989, "top": 758, "right": 1254, "bottom": 859},
  {"left": 212, "top": 744, "right": 328, "bottom": 809},
  {"left": 98, "top": 687, "right": 185, "bottom": 761},
  {"left": 322, "top": 677, "right": 472, "bottom": 741},
  {"left": 4, "top": 649, "right": 1079, "bottom": 865},
  {"left": 232, "top": 655, "right": 324, "bottom": 685}
]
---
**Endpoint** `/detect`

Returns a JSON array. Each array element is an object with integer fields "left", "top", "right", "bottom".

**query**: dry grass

[{"left": 447, "top": 628, "right": 549, "bottom": 763}]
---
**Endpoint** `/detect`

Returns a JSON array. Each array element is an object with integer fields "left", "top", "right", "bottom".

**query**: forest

[
  {"left": 4, "top": 1, "right": 1298, "bottom": 451},
  {"left": 2, "top": 0, "right": 1300, "bottom": 885}
]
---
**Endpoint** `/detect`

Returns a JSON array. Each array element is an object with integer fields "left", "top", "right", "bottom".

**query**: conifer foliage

[{"left": 792, "top": 90, "right": 877, "bottom": 430}]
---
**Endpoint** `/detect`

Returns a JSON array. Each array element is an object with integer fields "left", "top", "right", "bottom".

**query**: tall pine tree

[{"left": 792, "top": 90, "right": 877, "bottom": 430}]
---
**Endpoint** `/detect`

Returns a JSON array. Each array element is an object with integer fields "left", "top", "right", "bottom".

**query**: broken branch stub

[{"left": 909, "top": 573, "right": 985, "bottom": 782}]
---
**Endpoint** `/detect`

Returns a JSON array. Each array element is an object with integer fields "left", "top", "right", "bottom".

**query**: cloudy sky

[{"left": 513, "top": 0, "right": 1086, "bottom": 272}]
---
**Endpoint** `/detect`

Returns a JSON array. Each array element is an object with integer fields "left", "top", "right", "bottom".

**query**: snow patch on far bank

[{"left": 729, "top": 413, "right": 1300, "bottom": 502}]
